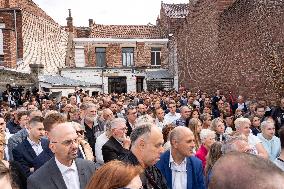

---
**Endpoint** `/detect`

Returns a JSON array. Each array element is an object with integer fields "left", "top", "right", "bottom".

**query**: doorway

[{"left": 108, "top": 77, "right": 127, "bottom": 94}]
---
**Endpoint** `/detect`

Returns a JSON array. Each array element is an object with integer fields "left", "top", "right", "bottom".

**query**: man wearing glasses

[{"left": 28, "top": 122, "right": 96, "bottom": 189}]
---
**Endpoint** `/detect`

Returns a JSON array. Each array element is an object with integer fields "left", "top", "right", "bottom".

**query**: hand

[{"left": 123, "top": 136, "right": 131, "bottom": 150}]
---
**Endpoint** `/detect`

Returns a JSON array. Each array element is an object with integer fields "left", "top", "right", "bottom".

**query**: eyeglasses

[
  {"left": 52, "top": 138, "right": 79, "bottom": 146},
  {"left": 76, "top": 130, "right": 84, "bottom": 135},
  {"left": 116, "top": 127, "right": 128, "bottom": 131}
]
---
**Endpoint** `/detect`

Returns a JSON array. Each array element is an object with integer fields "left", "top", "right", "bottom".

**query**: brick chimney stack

[
  {"left": 89, "top": 19, "right": 94, "bottom": 27},
  {"left": 66, "top": 9, "right": 73, "bottom": 32}
]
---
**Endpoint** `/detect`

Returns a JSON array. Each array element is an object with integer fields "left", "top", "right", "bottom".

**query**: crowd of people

[{"left": 0, "top": 87, "right": 284, "bottom": 189}]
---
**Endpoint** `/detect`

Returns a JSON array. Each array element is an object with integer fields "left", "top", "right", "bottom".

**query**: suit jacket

[
  {"left": 102, "top": 136, "right": 129, "bottom": 163},
  {"left": 156, "top": 150, "right": 205, "bottom": 189},
  {"left": 8, "top": 128, "right": 29, "bottom": 161},
  {"left": 33, "top": 146, "right": 54, "bottom": 171},
  {"left": 33, "top": 144, "right": 85, "bottom": 171},
  {"left": 12, "top": 138, "right": 49, "bottom": 177},
  {"left": 27, "top": 158, "right": 96, "bottom": 189},
  {"left": 232, "top": 103, "right": 248, "bottom": 113},
  {"left": 126, "top": 120, "right": 133, "bottom": 137}
]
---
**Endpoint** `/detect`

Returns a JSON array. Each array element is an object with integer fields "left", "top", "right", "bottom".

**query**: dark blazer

[
  {"left": 232, "top": 103, "right": 248, "bottom": 113},
  {"left": 12, "top": 138, "right": 49, "bottom": 177},
  {"left": 102, "top": 136, "right": 129, "bottom": 163},
  {"left": 156, "top": 150, "right": 205, "bottom": 189},
  {"left": 126, "top": 120, "right": 133, "bottom": 137},
  {"left": 33, "top": 146, "right": 54, "bottom": 171},
  {"left": 27, "top": 158, "right": 96, "bottom": 189}
]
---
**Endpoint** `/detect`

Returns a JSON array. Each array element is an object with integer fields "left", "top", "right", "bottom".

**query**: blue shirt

[{"left": 257, "top": 133, "right": 281, "bottom": 161}]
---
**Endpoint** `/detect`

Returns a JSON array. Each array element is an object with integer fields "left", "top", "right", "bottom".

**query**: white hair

[
  {"left": 200, "top": 129, "right": 215, "bottom": 143},
  {"left": 110, "top": 118, "right": 126, "bottom": 129},
  {"left": 135, "top": 115, "right": 154, "bottom": 127},
  {"left": 260, "top": 120, "right": 275, "bottom": 131},
  {"left": 234, "top": 117, "right": 251, "bottom": 129}
]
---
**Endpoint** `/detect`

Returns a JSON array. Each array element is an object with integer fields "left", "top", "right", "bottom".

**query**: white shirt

[
  {"left": 78, "top": 145, "right": 86, "bottom": 159},
  {"left": 4, "top": 129, "right": 13, "bottom": 161},
  {"left": 164, "top": 113, "right": 181, "bottom": 125},
  {"left": 155, "top": 118, "right": 167, "bottom": 130},
  {"left": 27, "top": 137, "right": 43, "bottom": 156},
  {"left": 95, "top": 132, "right": 109, "bottom": 164},
  {"left": 55, "top": 157, "right": 80, "bottom": 189},
  {"left": 170, "top": 151, "right": 187, "bottom": 189},
  {"left": 248, "top": 133, "right": 261, "bottom": 155}
]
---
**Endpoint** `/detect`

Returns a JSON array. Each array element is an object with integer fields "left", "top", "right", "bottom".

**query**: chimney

[
  {"left": 66, "top": 9, "right": 73, "bottom": 32},
  {"left": 29, "top": 64, "right": 44, "bottom": 78},
  {"left": 89, "top": 19, "right": 94, "bottom": 27}
]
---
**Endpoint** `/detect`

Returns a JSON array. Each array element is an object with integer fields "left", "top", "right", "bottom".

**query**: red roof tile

[{"left": 90, "top": 24, "right": 162, "bottom": 39}]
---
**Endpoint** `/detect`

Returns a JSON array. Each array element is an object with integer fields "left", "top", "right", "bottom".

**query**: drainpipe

[{"left": 13, "top": 9, "right": 18, "bottom": 60}]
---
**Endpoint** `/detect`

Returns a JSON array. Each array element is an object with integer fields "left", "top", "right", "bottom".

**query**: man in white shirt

[
  {"left": 27, "top": 122, "right": 96, "bottom": 189},
  {"left": 95, "top": 122, "right": 112, "bottom": 165},
  {"left": 156, "top": 126, "right": 205, "bottom": 189},
  {"left": 0, "top": 116, "right": 12, "bottom": 160},
  {"left": 12, "top": 116, "right": 48, "bottom": 177},
  {"left": 164, "top": 102, "right": 181, "bottom": 125},
  {"left": 155, "top": 108, "right": 167, "bottom": 129}
]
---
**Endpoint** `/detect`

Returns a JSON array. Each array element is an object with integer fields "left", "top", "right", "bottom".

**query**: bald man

[
  {"left": 27, "top": 122, "right": 96, "bottom": 189},
  {"left": 156, "top": 126, "right": 205, "bottom": 189},
  {"left": 209, "top": 152, "right": 284, "bottom": 189}
]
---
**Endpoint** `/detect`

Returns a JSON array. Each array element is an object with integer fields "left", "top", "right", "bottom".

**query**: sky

[{"left": 33, "top": 0, "right": 189, "bottom": 26}]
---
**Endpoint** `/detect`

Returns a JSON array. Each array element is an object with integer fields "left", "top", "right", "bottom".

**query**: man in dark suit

[
  {"left": 12, "top": 116, "right": 47, "bottom": 177},
  {"left": 102, "top": 118, "right": 130, "bottom": 163},
  {"left": 27, "top": 122, "right": 96, "bottom": 189},
  {"left": 125, "top": 106, "right": 137, "bottom": 136},
  {"left": 119, "top": 124, "right": 167, "bottom": 189},
  {"left": 32, "top": 113, "right": 84, "bottom": 170},
  {"left": 232, "top": 95, "right": 248, "bottom": 114},
  {"left": 156, "top": 126, "right": 205, "bottom": 189}
]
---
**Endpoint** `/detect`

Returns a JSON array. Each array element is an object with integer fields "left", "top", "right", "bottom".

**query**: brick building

[
  {"left": 157, "top": 2, "right": 189, "bottom": 90},
  {"left": 0, "top": 1, "right": 97, "bottom": 96},
  {"left": 61, "top": 11, "right": 172, "bottom": 94},
  {"left": 164, "top": 0, "right": 284, "bottom": 99},
  {"left": 0, "top": 0, "right": 68, "bottom": 74}
]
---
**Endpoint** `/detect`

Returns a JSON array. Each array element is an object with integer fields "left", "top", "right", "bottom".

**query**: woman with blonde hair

[
  {"left": 86, "top": 160, "right": 143, "bottom": 189},
  {"left": 234, "top": 117, "right": 268, "bottom": 159},
  {"left": 187, "top": 118, "right": 203, "bottom": 150}
]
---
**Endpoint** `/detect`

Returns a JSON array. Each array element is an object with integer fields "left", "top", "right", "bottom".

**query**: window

[
  {"left": 122, "top": 48, "right": 134, "bottom": 67},
  {"left": 96, "top": 47, "right": 106, "bottom": 67},
  {"left": 151, "top": 47, "right": 161, "bottom": 66}
]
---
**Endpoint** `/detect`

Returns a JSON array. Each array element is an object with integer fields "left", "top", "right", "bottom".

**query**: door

[
  {"left": 108, "top": 77, "right": 127, "bottom": 94},
  {"left": 136, "top": 77, "right": 144, "bottom": 93}
]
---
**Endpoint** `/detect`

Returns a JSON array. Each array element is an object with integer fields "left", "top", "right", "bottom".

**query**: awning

[
  {"left": 146, "top": 70, "right": 173, "bottom": 80},
  {"left": 39, "top": 75, "right": 100, "bottom": 87}
]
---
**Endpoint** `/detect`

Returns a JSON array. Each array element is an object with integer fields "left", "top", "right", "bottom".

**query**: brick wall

[
  {"left": 177, "top": 0, "right": 284, "bottom": 100},
  {"left": 0, "top": 0, "right": 68, "bottom": 74},
  {"left": 0, "top": 9, "right": 22, "bottom": 68},
  {"left": 83, "top": 42, "right": 168, "bottom": 68},
  {"left": 106, "top": 44, "right": 120, "bottom": 67},
  {"left": 177, "top": 0, "right": 220, "bottom": 92}
]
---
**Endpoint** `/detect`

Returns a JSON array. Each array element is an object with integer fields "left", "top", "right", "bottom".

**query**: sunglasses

[{"left": 76, "top": 130, "right": 85, "bottom": 135}]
